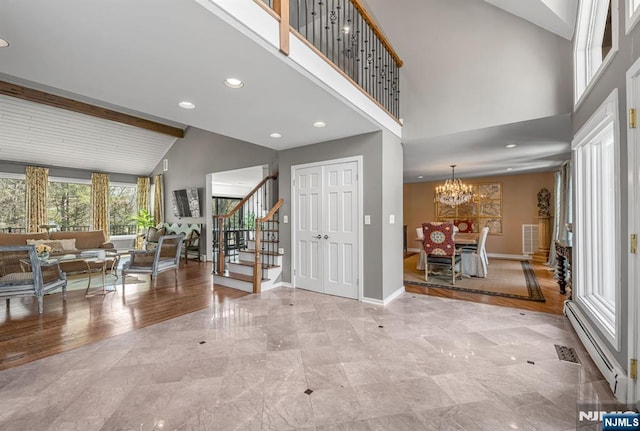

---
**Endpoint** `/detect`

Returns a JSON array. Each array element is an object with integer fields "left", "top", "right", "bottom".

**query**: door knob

[
  {"left": 324, "top": 235, "right": 329, "bottom": 239},
  {"left": 314, "top": 234, "right": 322, "bottom": 239}
]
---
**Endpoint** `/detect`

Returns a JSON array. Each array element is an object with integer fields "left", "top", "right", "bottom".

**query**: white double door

[{"left": 293, "top": 159, "right": 359, "bottom": 299}]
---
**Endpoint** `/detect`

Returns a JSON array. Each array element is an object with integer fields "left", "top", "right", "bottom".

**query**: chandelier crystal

[{"left": 435, "top": 165, "right": 474, "bottom": 207}]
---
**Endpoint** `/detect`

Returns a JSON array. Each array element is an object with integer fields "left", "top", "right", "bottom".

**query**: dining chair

[
  {"left": 461, "top": 226, "right": 489, "bottom": 277},
  {"left": 422, "top": 222, "right": 462, "bottom": 285},
  {"left": 454, "top": 219, "right": 474, "bottom": 233}
]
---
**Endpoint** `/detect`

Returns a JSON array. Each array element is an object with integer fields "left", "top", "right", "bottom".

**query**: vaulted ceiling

[{"left": 0, "top": 0, "right": 576, "bottom": 180}]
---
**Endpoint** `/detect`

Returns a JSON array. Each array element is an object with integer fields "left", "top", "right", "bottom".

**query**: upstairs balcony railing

[{"left": 258, "top": 0, "right": 402, "bottom": 119}]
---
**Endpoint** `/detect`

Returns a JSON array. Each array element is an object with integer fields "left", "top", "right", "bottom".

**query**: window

[
  {"left": 212, "top": 197, "right": 243, "bottom": 227},
  {"left": 109, "top": 184, "right": 137, "bottom": 235},
  {"left": 572, "top": 89, "right": 620, "bottom": 349},
  {"left": 47, "top": 178, "right": 91, "bottom": 231},
  {"left": 626, "top": 0, "right": 640, "bottom": 33},
  {"left": 575, "top": 0, "right": 618, "bottom": 106},
  {"left": 0, "top": 174, "right": 26, "bottom": 233}
]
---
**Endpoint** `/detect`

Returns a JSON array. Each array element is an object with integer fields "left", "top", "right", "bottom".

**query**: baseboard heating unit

[{"left": 564, "top": 301, "right": 630, "bottom": 403}]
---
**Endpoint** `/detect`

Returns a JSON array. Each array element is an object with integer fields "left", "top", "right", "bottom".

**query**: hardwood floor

[
  {"left": 0, "top": 261, "right": 248, "bottom": 371},
  {"left": 404, "top": 253, "right": 568, "bottom": 315}
]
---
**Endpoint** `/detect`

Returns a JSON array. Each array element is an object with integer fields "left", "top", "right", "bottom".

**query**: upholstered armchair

[
  {"left": 122, "top": 234, "right": 184, "bottom": 291},
  {"left": 0, "top": 245, "right": 67, "bottom": 314},
  {"left": 422, "top": 222, "right": 462, "bottom": 285}
]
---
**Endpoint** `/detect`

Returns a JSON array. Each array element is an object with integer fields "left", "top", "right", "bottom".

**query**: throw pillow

[
  {"left": 147, "top": 226, "right": 165, "bottom": 242},
  {"left": 26, "top": 239, "right": 65, "bottom": 254},
  {"left": 186, "top": 230, "right": 200, "bottom": 247},
  {"left": 59, "top": 238, "right": 77, "bottom": 251}
]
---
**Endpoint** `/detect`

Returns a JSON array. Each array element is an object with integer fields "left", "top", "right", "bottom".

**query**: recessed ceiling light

[
  {"left": 270, "top": 132, "right": 282, "bottom": 138},
  {"left": 418, "top": 175, "right": 424, "bottom": 179},
  {"left": 313, "top": 121, "right": 326, "bottom": 128},
  {"left": 0, "top": 38, "right": 9, "bottom": 48},
  {"left": 505, "top": 144, "right": 517, "bottom": 148},
  {"left": 343, "top": 26, "right": 350, "bottom": 34},
  {"left": 178, "top": 101, "right": 195, "bottom": 110},
  {"left": 506, "top": 167, "right": 513, "bottom": 171},
  {"left": 224, "top": 78, "right": 244, "bottom": 88}
]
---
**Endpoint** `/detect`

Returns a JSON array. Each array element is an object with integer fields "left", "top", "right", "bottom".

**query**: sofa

[{"left": 0, "top": 230, "right": 114, "bottom": 275}]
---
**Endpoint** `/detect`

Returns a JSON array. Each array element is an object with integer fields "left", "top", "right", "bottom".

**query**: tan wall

[{"left": 404, "top": 171, "right": 555, "bottom": 256}]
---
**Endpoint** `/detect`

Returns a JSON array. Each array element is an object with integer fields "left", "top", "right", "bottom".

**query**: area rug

[{"left": 403, "top": 254, "right": 545, "bottom": 302}]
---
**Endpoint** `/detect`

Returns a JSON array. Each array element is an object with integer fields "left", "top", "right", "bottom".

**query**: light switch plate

[
  {"left": 364, "top": 215, "right": 371, "bottom": 225},
  {"left": 389, "top": 214, "right": 395, "bottom": 224},
  {"left": 283, "top": 215, "right": 288, "bottom": 223}
]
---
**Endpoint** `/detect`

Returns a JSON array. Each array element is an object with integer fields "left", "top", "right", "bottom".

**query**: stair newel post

[
  {"left": 253, "top": 216, "right": 262, "bottom": 293},
  {"left": 217, "top": 216, "right": 225, "bottom": 275}
]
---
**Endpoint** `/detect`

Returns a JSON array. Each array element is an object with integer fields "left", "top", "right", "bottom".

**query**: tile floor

[{"left": 0, "top": 288, "right": 619, "bottom": 430}]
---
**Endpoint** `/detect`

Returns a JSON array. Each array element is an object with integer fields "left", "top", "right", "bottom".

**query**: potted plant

[{"left": 130, "top": 209, "right": 155, "bottom": 235}]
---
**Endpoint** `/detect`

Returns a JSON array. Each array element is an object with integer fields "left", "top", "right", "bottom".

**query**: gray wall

[
  {"left": 364, "top": 0, "right": 573, "bottom": 141},
  {"left": 571, "top": 1, "right": 634, "bottom": 369},
  {"left": 381, "top": 131, "right": 404, "bottom": 299},
  {"left": 278, "top": 131, "right": 403, "bottom": 301},
  {"left": 151, "top": 126, "right": 279, "bottom": 225},
  {"left": 150, "top": 126, "right": 278, "bottom": 256}
]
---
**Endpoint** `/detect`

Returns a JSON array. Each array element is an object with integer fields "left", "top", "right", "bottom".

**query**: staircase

[{"left": 212, "top": 175, "right": 283, "bottom": 293}]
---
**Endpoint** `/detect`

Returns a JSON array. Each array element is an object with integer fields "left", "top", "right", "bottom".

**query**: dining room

[{"left": 403, "top": 169, "right": 568, "bottom": 315}]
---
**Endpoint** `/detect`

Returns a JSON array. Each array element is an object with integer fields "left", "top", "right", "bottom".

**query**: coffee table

[{"left": 52, "top": 251, "right": 118, "bottom": 297}]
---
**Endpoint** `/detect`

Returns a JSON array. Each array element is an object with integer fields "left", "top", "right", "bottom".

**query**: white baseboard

[
  {"left": 362, "top": 285, "right": 405, "bottom": 306},
  {"left": 270, "top": 281, "right": 293, "bottom": 289},
  {"left": 487, "top": 253, "right": 532, "bottom": 261},
  {"left": 564, "top": 301, "right": 630, "bottom": 403},
  {"left": 407, "top": 247, "right": 421, "bottom": 253}
]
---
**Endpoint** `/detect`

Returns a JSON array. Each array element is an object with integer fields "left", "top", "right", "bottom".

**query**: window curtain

[
  {"left": 91, "top": 173, "right": 110, "bottom": 239},
  {"left": 548, "top": 161, "right": 572, "bottom": 267},
  {"left": 153, "top": 174, "right": 164, "bottom": 225},
  {"left": 25, "top": 166, "right": 49, "bottom": 232},
  {"left": 137, "top": 177, "right": 150, "bottom": 215}
]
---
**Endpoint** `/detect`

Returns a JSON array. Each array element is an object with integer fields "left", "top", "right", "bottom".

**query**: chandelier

[{"left": 435, "top": 165, "right": 474, "bottom": 207}]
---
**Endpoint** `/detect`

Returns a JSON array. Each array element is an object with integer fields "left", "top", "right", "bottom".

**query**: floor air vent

[{"left": 555, "top": 344, "right": 580, "bottom": 364}]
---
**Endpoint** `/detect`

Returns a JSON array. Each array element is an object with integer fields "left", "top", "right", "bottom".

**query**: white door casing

[
  {"left": 292, "top": 157, "right": 361, "bottom": 300},
  {"left": 625, "top": 56, "right": 640, "bottom": 403}
]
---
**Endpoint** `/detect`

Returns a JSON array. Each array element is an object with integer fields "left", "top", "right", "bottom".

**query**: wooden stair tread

[
  {"left": 231, "top": 260, "right": 279, "bottom": 269},
  {"left": 216, "top": 272, "right": 268, "bottom": 282},
  {"left": 249, "top": 239, "right": 280, "bottom": 244}
]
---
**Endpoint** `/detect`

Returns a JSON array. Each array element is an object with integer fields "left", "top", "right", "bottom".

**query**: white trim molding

[
  {"left": 574, "top": 0, "right": 619, "bottom": 109},
  {"left": 626, "top": 0, "right": 640, "bottom": 33},
  {"left": 572, "top": 88, "right": 621, "bottom": 351},
  {"left": 625, "top": 55, "right": 640, "bottom": 403},
  {"left": 362, "top": 285, "right": 405, "bottom": 306},
  {"left": 565, "top": 301, "right": 630, "bottom": 403}
]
